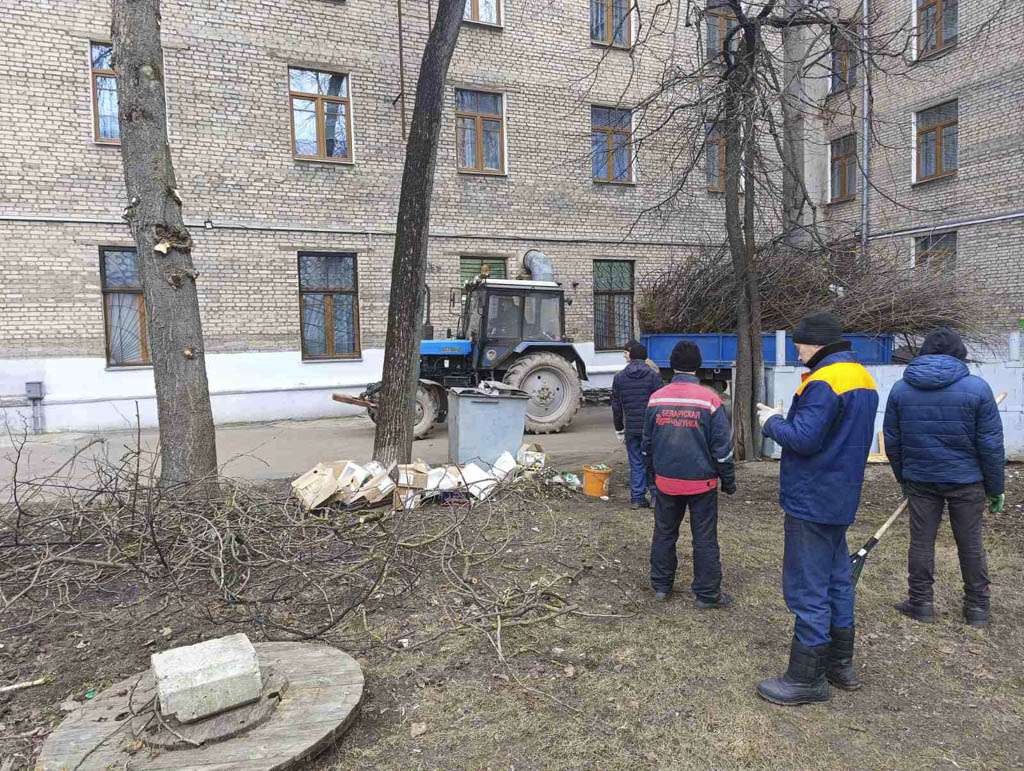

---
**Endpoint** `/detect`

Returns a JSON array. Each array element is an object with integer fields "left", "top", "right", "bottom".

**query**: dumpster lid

[{"left": 450, "top": 380, "right": 529, "bottom": 399}]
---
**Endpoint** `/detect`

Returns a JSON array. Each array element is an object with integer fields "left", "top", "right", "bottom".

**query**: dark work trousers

[
  {"left": 650, "top": 489, "right": 722, "bottom": 600},
  {"left": 625, "top": 435, "right": 649, "bottom": 503},
  {"left": 906, "top": 480, "right": 990, "bottom": 610},
  {"left": 783, "top": 514, "right": 854, "bottom": 647}
]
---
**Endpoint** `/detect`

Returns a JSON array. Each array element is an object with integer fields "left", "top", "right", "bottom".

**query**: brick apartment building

[
  {"left": 0, "top": 0, "right": 1021, "bottom": 432},
  {"left": 819, "top": 0, "right": 1024, "bottom": 319}
]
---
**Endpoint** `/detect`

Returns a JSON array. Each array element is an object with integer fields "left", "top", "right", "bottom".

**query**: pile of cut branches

[{"left": 637, "top": 243, "right": 993, "bottom": 341}]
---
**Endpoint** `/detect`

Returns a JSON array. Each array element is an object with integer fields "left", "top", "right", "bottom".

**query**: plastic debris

[
  {"left": 552, "top": 472, "right": 582, "bottom": 490},
  {"left": 517, "top": 442, "right": 546, "bottom": 470}
]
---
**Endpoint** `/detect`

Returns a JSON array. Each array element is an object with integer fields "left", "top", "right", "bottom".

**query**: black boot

[
  {"left": 963, "top": 603, "right": 988, "bottom": 629},
  {"left": 826, "top": 626, "right": 861, "bottom": 691},
  {"left": 756, "top": 638, "right": 830, "bottom": 706},
  {"left": 895, "top": 599, "right": 934, "bottom": 623}
]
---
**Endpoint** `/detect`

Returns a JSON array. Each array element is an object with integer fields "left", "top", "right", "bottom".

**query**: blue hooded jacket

[
  {"left": 611, "top": 359, "right": 664, "bottom": 437},
  {"left": 883, "top": 355, "right": 1005, "bottom": 494},
  {"left": 762, "top": 349, "right": 879, "bottom": 525}
]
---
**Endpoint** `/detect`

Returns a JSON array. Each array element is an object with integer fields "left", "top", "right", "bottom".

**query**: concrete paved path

[{"left": 1, "top": 405, "right": 624, "bottom": 485}]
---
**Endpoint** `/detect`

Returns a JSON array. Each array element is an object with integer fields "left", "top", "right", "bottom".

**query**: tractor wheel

[
  {"left": 413, "top": 384, "right": 439, "bottom": 440},
  {"left": 503, "top": 352, "right": 582, "bottom": 434}
]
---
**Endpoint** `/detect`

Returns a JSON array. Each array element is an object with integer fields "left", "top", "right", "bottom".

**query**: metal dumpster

[{"left": 447, "top": 382, "right": 530, "bottom": 466}]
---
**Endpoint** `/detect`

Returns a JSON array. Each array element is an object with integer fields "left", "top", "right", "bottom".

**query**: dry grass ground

[
  {"left": 314, "top": 464, "right": 1024, "bottom": 771},
  {"left": 4, "top": 463, "right": 1023, "bottom": 770}
]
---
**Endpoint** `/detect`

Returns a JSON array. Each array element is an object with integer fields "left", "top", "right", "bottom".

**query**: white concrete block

[{"left": 151, "top": 633, "right": 262, "bottom": 723}]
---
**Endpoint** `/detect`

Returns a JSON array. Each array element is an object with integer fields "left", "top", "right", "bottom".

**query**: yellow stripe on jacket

[{"left": 795, "top": 361, "right": 878, "bottom": 396}]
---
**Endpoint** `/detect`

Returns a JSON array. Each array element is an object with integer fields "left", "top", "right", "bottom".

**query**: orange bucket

[{"left": 582, "top": 465, "right": 612, "bottom": 498}]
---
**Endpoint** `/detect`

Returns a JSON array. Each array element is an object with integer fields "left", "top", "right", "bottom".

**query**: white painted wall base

[{"left": 0, "top": 344, "right": 622, "bottom": 433}]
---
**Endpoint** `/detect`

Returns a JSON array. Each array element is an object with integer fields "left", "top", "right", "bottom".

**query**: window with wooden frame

[
  {"left": 830, "top": 134, "right": 858, "bottom": 202},
  {"left": 591, "top": 107, "right": 633, "bottom": 183},
  {"left": 705, "top": 123, "right": 726, "bottom": 191},
  {"left": 914, "top": 232, "right": 957, "bottom": 273},
  {"left": 917, "top": 0, "right": 957, "bottom": 57},
  {"left": 298, "top": 253, "right": 360, "bottom": 359},
  {"left": 830, "top": 27, "right": 858, "bottom": 93},
  {"left": 916, "top": 100, "right": 957, "bottom": 182},
  {"left": 100, "top": 247, "right": 149, "bottom": 367},
  {"left": 90, "top": 43, "right": 120, "bottom": 143},
  {"left": 705, "top": 3, "right": 739, "bottom": 62},
  {"left": 289, "top": 67, "right": 353, "bottom": 162},
  {"left": 593, "top": 260, "right": 634, "bottom": 350},
  {"left": 455, "top": 90, "right": 505, "bottom": 173},
  {"left": 590, "top": 0, "right": 631, "bottom": 48},
  {"left": 464, "top": 0, "right": 500, "bottom": 25},
  {"left": 460, "top": 257, "right": 507, "bottom": 283}
]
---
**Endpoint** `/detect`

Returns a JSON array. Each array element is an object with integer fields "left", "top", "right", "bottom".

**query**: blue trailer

[{"left": 640, "top": 331, "right": 893, "bottom": 387}]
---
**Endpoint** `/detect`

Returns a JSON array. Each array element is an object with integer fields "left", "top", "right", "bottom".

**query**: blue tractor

[{"left": 360, "top": 250, "right": 588, "bottom": 438}]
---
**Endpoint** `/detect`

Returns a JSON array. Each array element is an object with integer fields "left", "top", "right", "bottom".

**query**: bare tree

[
  {"left": 111, "top": 0, "right": 218, "bottom": 491},
  {"left": 373, "top": 0, "right": 465, "bottom": 466}
]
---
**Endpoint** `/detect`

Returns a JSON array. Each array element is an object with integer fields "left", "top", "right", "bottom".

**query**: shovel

[{"left": 850, "top": 390, "right": 1007, "bottom": 585}]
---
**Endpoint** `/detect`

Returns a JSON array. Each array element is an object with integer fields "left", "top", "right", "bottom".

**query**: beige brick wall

[
  {"left": 0, "top": 0, "right": 718, "bottom": 359},
  {"left": 822, "top": 0, "right": 1024, "bottom": 326}
]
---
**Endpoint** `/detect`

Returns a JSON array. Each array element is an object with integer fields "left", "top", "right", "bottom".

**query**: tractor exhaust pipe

[{"left": 523, "top": 249, "right": 555, "bottom": 282}]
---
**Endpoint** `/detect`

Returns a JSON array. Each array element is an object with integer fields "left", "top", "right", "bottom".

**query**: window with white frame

[
  {"left": 591, "top": 107, "right": 633, "bottom": 183},
  {"left": 915, "top": 100, "right": 957, "bottom": 182},
  {"left": 914, "top": 232, "right": 957, "bottom": 273}
]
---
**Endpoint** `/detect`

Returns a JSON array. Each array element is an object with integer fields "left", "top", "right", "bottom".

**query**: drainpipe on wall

[
  {"left": 25, "top": 381, "right": 44, "bottom": 435},
  {"left": 860, "top": 0, "right": 870, "bottom": 260},
  {"left": 397, "top": 0, "right": 408, "bottom": 141}
]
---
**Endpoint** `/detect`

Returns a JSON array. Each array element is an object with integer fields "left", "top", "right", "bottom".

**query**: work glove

[
  {"left": 988, "top": 494, "right": 1005, "bottom": 514},
  {"left": 615, "top": 430, "right": 626, "bottom": 444},
  {"left": 756, "top": 402, "right": 783, "bottom": 428},
  {"left": 721, "top": 480, "right": 737, "bottom": 496}
]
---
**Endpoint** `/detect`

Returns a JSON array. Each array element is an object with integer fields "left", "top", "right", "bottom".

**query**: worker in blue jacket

[
  {"left": 883, "top": 327, "right": 1004, "bottom": 629},
  {"left": 755, "top": 312, "right": 878, "bottom": 706},
  {"left": 611, "top": 341, "right": 665, "bottom": 509}
]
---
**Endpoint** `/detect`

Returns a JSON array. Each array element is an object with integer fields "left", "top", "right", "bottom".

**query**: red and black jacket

[{"left": 641, "top": 374, "right": 735, "bottom": 495}]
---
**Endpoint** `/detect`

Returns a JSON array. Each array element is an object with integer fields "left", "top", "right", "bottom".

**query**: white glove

[
  {"left": 756, "top": 402, "right": 783, "bottom": 428},
  {"left": 615, "top": 430, "right": 626, "bottom": 443}
]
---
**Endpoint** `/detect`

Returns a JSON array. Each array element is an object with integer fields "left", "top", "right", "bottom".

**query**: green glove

[{"left": 988, "top": 494, "right": 1005, "bottom": 514}]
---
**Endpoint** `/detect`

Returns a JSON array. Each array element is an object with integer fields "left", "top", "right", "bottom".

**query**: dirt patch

[{"left": 3, "top": 464, "right": 1024, "bottom": 770}]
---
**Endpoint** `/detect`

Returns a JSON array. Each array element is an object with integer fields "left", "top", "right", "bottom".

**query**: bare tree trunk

[
  {"left": 111, "top": 0, "right": 218, "bottom": 492},
  {"left": 373, "top": 0, "right": 464, "bottom": 466},
  {"left": 722, "top": 11, "right": 765, "bottom": 460}
]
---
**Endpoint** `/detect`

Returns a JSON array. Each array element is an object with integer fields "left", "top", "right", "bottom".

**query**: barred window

[
  {"left": 830, "top": 27, "right": 858, "bottom": 93},
  {"left": 455, "top": 90, "right": 505, "bottom": 173},
  {"left": 705, "top": 123, "right": 725, "bottom": 191},
  {"left": 918, "top": 0, "right": 957, "bottom": 57},
  {"left": 594, "top": 260, "right": 634, "bottom": 350},
  {"left": 298, "top": 253, "right": 360, "bottom": 359},
  {"left": 591, "top": 107, "right": 633, "bottom": 183},
  {"left": 289, "top": 67, "right": 353, "bottom": 162},
  {"left": 916, "top": 100, "right": 957, "bottom": 181},
  {"left": 591, "top": 0, "right": 630, "bottom": 48},
  {"left": 100, "top": 247, "right": 149, "bottom": 366},
  {"left": 830, "top": 134, "right": 858, "bottom": 201},
  {"left": 90, "top": 43, "right": 120, "bottom": 143},
  {"left": 915, "top": 232, "right": 957, "bottom": 273},
  {"left": 464, "top": 0, "right": 500, "bottom": 25},
  {"left": 460, "top": 257, "right": 507, "bottom": 283}
]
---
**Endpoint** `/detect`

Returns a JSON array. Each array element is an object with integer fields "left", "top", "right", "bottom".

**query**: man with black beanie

[
  {"left": 883, "top": 327, "right": 1004, "bottom": 629},
  {"left": 755, "top": 312, "right": 878, "bottom": 705},
  {"left": 642, "top": 340, "right": 736, "bottom": 607},
  {"left": 611, "top": 340, "right": 664, "bottom": 508}
]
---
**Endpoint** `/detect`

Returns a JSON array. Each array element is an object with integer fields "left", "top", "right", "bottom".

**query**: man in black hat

[
  {"left": 883, "top": 327, "right": 1004, "bottom": 629},
  {"left": 611, "top": 340, "right": 664, "bottom": 509},
  {"left": 642, "top": 340, "right": 736, "bottom": 607},
  {"left": 755, "top": 312, "right": 878, "bottom": 705}
]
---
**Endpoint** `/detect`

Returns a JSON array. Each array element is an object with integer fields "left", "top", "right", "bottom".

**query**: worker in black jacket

[
  {"left": 642, "top": 341, "right": 736, "bottom": 606},
  {"left": 611, "top": 341, "right": 664, "bottom": 509}
]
